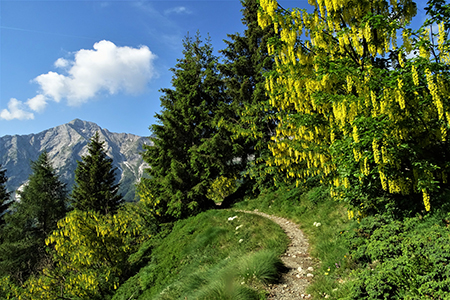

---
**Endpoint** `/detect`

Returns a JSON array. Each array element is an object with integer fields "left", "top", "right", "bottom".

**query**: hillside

[
  {"left": 0, "top": 119, "right": 151, "bottom": 201},
  {"left": 112, "top": 209, "right": 290, "bottom": 300}
]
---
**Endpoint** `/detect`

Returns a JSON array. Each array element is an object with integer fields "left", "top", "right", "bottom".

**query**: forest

[{"left": 1, "top": 0, "right": 450, "bottom": 299}]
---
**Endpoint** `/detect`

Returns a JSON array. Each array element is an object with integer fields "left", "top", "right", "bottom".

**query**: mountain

[{"left": 0, "top": 119, "right": 152, "bottom": 201}]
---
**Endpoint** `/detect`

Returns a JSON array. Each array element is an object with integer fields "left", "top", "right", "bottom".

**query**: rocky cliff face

[{"left": 0, "top": 119, "right": 151, "bottom": 201}]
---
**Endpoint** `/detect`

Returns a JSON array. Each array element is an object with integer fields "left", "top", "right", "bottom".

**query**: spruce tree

[
  {"left": 71, "top": 132, "right": 123, "bottom": 215},
  {"left": 140, "top": 33, "right": 237, "bottom": 221},
  {"left": 0, "top": 151, "right": 68, "bottom": 281},
  {"left": 0, "top": 164, "right": 11, "bottom": 226},
  {"left": 219, "top": 0, "right": 278, "bottom": 194}
]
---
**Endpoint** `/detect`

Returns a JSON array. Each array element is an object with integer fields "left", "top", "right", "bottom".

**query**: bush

[{"left": 343, "top": 212, "right": 450, "bottom": 299}]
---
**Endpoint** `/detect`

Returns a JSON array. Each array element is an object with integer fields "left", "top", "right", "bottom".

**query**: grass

[
  {"left": 234, "top": 184, "right": 450, "bottom": 299},
  {"left": 112, "top": 209, "right": 289, "bottom": 300},
  {"left": 233, "top": 184, "right": 354, "bottom": 299},
  {"left": 115, "top": 183, "right": 450, "bottom": 299}
]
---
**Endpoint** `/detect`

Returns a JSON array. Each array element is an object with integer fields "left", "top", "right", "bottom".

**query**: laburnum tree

[
  {"left": 0, "top": 164, "right": 11, "bottom": 226},
  {"left": 258, "top": 0, "right": 450, "bottom": 215},
  {"left": 139, "top": 33, "right": 238, "bottom": 221},
  {"left": 71, "top": 132, "right": 123, "bottom": 215},
  {"left": 1, "top": 203, "right": 150, "bottom": 299},
  {"left": 0, "top": 151, "right": 68, "bottom": 282},
  {"left": 219, "top": 0, "right": 280, "bottom": 193}
]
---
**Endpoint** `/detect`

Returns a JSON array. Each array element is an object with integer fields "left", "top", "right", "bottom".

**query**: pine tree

[
  {"left": 0, "top": 164, "right": 11, "bottom": 226},
  {"left": 0, "top": 151, "right": 68, "bottom": 281},
  {"left": 71, "top": 132, "right": 123, "bottom": 215},
  {"left": 219, "top": 0, "right": 279, "bottom": 194},
  {"left": 140, "top": 33, "right": 237, "bottom": 221}
]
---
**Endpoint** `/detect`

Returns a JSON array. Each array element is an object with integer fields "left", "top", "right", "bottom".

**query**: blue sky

[{"left": 0, "top": 0, "right": 428, "bottom": 137}]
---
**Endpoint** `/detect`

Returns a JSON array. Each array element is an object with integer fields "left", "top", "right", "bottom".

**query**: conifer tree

[
  {"left": 71, "top": 132, "right": 123, "bottom": 215},
  {"left": 140, "top": 33, "right": 237, "bottom": 221},
  {"left": 219, "top": 0, "right": 279, "bottom": 193},
  {"left": 0, "top": 165, "right": 11, "bottom": 226},
  {"left": 0, "top": 151, "right": 68, "bottom": 281}
]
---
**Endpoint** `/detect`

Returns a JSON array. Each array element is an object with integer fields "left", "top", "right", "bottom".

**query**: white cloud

[
  {"left": 26, "top": 94, "right": 48, "bottom": 112},
  {"left": 0, "top": 98, "right": 34, "bottom": 120},
  {"left": 1, "top": 40, "right": 157, "bottom": 121},
  {"left": 54, "top": 58, "right": 70, "bottom": 68},
  {"left": 34, "top": 40, "right": 157, "bottom": 106},
  {"left": 34, "top": 71, "right": 67, "bottom": 102},
  {"left": 164, "top": 6, "right": 192, "bottom": 15}
]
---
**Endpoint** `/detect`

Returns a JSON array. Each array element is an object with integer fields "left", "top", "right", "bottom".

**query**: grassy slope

[
  {"left": 114, "top": 184, "right": 353, "bottom": 300},
  {"left": 116, "top": 183, "right": 450, "bottom": 299},
  {"left": 233, "top": 185, "right": 353, "bottom": 299},
  {"left": 235, "top": 185, "right": 450, "bottom": 299},
  {"left": 113, "top": 209, "right": 289, "bottom": 300}
]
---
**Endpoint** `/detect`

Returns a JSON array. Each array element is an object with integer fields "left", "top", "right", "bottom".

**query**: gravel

[{"left": 238, "top": 209, "right": 316, "bottom": 299}]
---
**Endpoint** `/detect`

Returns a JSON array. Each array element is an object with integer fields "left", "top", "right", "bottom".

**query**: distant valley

[{"left": 0, "top": 119, "right": 152, "bottom": 201}]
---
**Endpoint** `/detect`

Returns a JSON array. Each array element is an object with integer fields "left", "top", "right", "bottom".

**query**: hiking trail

[{"left": 238, "top": 209, "right": 316, "bottom": 299}]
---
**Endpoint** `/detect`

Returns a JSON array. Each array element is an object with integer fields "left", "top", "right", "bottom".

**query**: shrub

[{"left": 343, "top": 212, "right": 450, "bottom": 299}]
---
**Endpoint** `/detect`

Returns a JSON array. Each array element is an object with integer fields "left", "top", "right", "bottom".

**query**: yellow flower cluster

[
  {"left": 402, "top": 30, "right": 413, "bottom": 52},
  {"left": 47, "top": 208, "right": 145, "bottom": 267},
  {"left": 411, "top": 65, "right": 419, "bottom": 86},
  {"left": 422, "top": 189, "right": 431, "bottom": 212},
  {"left": 258, "top": 0, "right": 279, "bottom": 31},
  {"left": 420, "top": 28, "right": 431, "bottom": 59},
  {"left": 426, "top": 68, "right": 445, "bottom": 123},
  {"left": 438, "top": 23, "right": 450, "bottom": 64},
  {"left": 260, "top": 0, "right": 448, "bottom": 212},
  {"left": 348, "top": 210, "right": 354, "bottom": 220},
  {"left": 207, "top": 176, "right": 237, "bottom": 202},
  {"left": 31, "top": 207, "right": 148, "bottom": 297},
  {"left": 397, "top": 77, "right": 405, "bottom": 109}
]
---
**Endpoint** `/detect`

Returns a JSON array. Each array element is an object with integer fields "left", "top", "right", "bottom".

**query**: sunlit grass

[
  {"left": 234, "top": 184, "right": 353, "bottom": 299},
  {"left": 112, "top": 209, "right": 289, "bottom": 300}
]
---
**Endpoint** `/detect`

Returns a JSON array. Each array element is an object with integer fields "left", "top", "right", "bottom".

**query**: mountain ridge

[{"left": 0, "top": 119, "right": 151, "bottom": 201}]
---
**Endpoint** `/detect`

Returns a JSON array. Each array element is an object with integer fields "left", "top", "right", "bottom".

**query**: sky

[{"left": 0, "top": 0, "right": 428, "bottom": 137}]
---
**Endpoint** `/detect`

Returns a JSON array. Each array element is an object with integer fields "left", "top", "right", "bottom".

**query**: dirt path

[{"left": 237, "top": 209, "right": 315, "bottom": 299}]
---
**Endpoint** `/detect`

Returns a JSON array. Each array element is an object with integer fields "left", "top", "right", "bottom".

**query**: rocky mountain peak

[{"left": 0, "top": 120, "right": 151, "bottom": 201}]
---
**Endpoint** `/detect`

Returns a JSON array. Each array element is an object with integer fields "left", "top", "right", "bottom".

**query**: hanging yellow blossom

[{"left": 422, "top": 189, "right": 431, "bottom": 211}]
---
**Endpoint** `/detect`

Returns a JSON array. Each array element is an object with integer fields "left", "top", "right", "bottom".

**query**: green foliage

[
  {"left": 219, "top": 0, "right": 279, "bottom": 192},
  {"left": 258, "top": 0, "right": 450, "bottom": 215},
  {"left": 236, "top": 250, "right": 284, "bottom": 285},
  {"left": 4, "top": 202, "right": 153, "bottom": 299},
  {"left": 140, "top": 33, "right": 238, "bottom": 221},
  {"left": 112, "top": 209, "right": 289, "bottom": 300},
  {"left": 190, "top": 278, "right": 260, "bottom": 300},
  {"left": 0, "top": 164, "right": 11, "bottom": 226},
  {"left": 234, "top": 184, "right": 353, "bottom": 299},
  {"left": 238, "top": 184, "right": 450, "bottom": 299},
  {"left": 185, "top": 250, "right": 282, "bottom": 300},
  {"left": 0, "top": 151, "right": 68, "bottom": 282},
  {"left": 342, "top": 210, "right": 450, "bottom": 299},
  {"left": 206, "top": 176, "right": 237, "bottom": 202},
  {"left": 71, "top": 132, "right": 123, "bottom": 215},
  {"left": 424, "top": 0, "right": 450, "bottom": 26}
]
